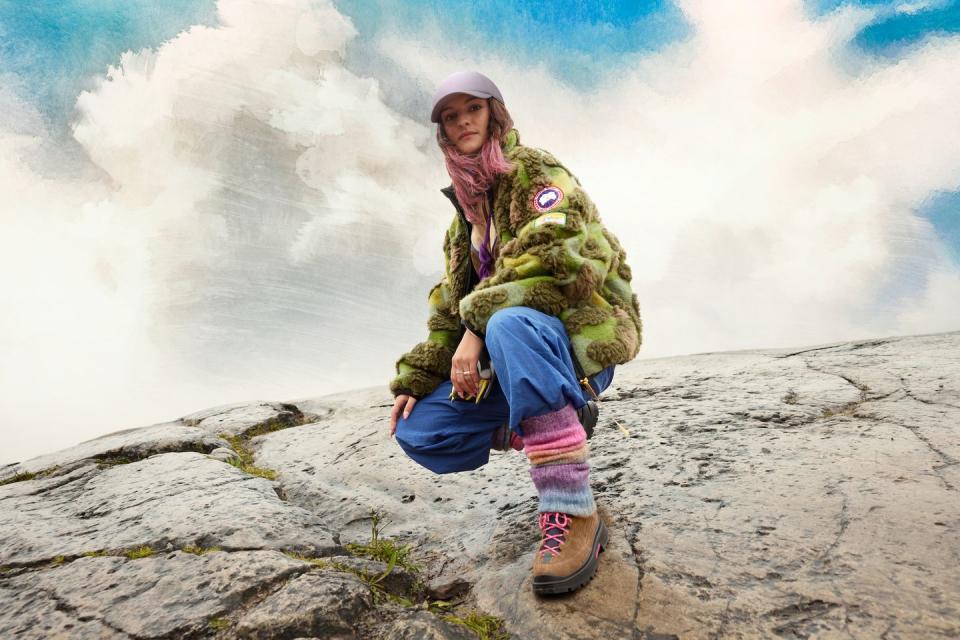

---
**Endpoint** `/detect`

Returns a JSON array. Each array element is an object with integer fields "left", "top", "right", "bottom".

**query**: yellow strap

[{"left": 579, "top": 377, "right": 630, "bottom": 437}]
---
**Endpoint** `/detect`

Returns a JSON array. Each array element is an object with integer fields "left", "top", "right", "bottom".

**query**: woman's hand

[
  {"left": 390, "top": 394, "right": 417, "bottom": 437},
  {"left": 451, "top": 329, "right": 484, "bottom": 399}
]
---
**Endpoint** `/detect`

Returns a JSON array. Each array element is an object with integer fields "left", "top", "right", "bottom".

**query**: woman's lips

[{"left": 459, "top": 132, "right": 477, "bottom": 140}]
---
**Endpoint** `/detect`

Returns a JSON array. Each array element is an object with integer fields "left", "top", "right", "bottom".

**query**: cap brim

[{"left": 430, "top": 90, "right": 493, "bottom": 123}]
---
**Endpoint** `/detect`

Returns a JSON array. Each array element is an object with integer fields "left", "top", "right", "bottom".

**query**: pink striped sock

[{"left": 521, "top": 403, "right": 595, "bottom": 516}]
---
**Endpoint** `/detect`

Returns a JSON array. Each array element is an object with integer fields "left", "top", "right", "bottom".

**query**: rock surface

[
  {"left": 0, "top": 551, "right": 309, "bottom": 639},
  {"left": 181, "top": 401, "right": 318, "bottom": 437},
  {"left": 0, "top": 421, "right": 229, "bottom": 483},
  {"left": 1, "top": 330, "right": 957, "bottom": 638},
  {"left": 234, "top": 571, "right": 372, "bottom": 639},
  {"left": 1, "top": 453, "right": 336, "bottom": 565}
]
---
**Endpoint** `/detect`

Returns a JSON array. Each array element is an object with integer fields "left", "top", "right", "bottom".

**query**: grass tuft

[
  {"left": 182, "top": 545, "right": 222, "bottom": 555},
  {"left": 345, "top": 510, "right": 419, "bottom": 574},
  {"left": 125, "top": 546, "right": 155, "bottom": 559},
  {"left": 443, "top": 608, "right": 510, "bottom": 640}
]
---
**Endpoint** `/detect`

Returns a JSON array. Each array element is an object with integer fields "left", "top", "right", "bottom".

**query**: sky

[{"left": 1, "top": 0, "right": 958, "bottom": 465}]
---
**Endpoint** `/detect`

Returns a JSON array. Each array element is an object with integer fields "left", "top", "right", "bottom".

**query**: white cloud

[
  {"left": 378, "top": 0, "right": 960, "bottom": 356},
  {"left": 893, "top": 1, "right": 948, "bottom": 16},
  {"left": 1, "top": 0, "right": 447, "bottom": 464}
]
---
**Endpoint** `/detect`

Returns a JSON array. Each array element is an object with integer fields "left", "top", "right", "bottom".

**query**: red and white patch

[{"left": 532, "top": 186, "right": 564, "bottom": 212}]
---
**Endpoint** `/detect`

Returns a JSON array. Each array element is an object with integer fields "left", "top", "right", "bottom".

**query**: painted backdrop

[{"left": 2, "top": 0, "right": 959, "bottom": 464}]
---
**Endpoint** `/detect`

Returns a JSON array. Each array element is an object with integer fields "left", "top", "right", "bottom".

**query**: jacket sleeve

[
  {"left": 459, "top": 152, "right": 614, "bottom": 335},
  {"left": 388, "top": 229, "right": 463, "bottom": 399}
]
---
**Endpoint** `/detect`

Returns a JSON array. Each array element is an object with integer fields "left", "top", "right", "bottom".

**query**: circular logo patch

[{"left": 532, "top": 186, "right": 564, "bottom": 212}]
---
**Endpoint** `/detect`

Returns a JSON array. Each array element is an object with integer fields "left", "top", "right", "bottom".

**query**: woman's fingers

[
  {"left": 404, "top": 396, "right": 417, "bottom": 420},
  {"left": 464, "top": 370, "right": 479, "bottom": 396},
  {"left": 390, "top": 396, "right": 404, "bottom": 436},
  {"left": 451, "top": 369, "right": 465, "bottom": 398},
  {"left": 390, "top": 395, "right": 417, "bottom": 437},
  {"left": 451, "top": 362, "right": 480, "bottom": 397}
]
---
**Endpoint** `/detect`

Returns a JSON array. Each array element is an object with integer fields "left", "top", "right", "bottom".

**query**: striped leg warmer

[{"left": 522, "top": 403, "right": 595, "bottom": 516}]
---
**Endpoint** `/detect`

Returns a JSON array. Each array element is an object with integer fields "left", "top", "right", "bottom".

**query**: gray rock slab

[
  {"left": 325, "top": 555, "right": 420, "bottom": 597},
  {"left": 181, "top": 400, "right": 314, "bottom": 437},
  {"left": 0, "top": 422, "right": 229, "bottom": 482},
  {"left": 0, "top": 581, "right": 127, "bottom": 640},
  {"left": 0, "top": 550, "right": 309, "bottom": 639},
  {"left": 1, "top": 330, "right": 956, "bottom": 640},
  {"left": 0, "top": 452, "right": 337, "bottom": 565},
  {"left": 376, "top": 611, "right": 476, "bottom": 640},
  {"left": 261, "top": 331, "right": 960, "bottom": 639},
  {"left": 234, "top": 571, "right": 372, "bottom": 639},
  {"left": 258, "top": 386, "right": 535, "bottom": 557}
]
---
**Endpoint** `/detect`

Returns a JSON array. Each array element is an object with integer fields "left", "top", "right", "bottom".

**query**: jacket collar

[{"left": 502, "top": 127, "right": 519, "bottom": 154}]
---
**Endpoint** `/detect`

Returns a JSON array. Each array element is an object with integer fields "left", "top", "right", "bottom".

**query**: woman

[{"left": 388, "top": 70, "right": 642, "bottom": 595}]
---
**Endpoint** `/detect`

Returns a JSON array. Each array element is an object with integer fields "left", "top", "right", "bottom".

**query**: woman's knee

[
  {"left": 395, "top": 416, "right": 488, "bottom": 475},
  {"left": 486, "top": 307, "right": 569, "bottom": 360},
  {"left": 486, "top": 306, "right": 555, "bottom": 343}
]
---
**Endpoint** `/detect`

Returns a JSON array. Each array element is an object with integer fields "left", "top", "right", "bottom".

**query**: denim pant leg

[
  {"left": 394, "top": 379, "right": 511, "bottom": 474},
  {"left": 484, "top": 306, "right": 615, "bottom": 437}
]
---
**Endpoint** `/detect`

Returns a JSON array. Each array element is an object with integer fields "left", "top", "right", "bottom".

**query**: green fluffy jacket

[{"left": 390, "top": 128, "right": 642, "bottom": 399}]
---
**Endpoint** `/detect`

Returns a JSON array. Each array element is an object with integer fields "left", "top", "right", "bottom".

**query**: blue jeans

[{"left": 395, "top": 306, "right": 614, "bottom": 474}]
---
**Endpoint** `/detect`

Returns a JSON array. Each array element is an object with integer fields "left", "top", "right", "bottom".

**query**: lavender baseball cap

[{"left": 430, "top": 70, "right": 505, "bottom": 123}]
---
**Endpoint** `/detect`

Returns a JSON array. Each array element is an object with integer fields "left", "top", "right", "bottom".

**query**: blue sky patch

[
  {"left": 808, "top": 0, "right": 960, "bottom": 53},
  {"left": 0, "top": 0, "right": 218, "bottom": 124},
  {"left": 333, "top": 0, "right": 691, "bottom": 90},
  {"left": 921, "top": 190, "right": 960, "bottom": 265}
]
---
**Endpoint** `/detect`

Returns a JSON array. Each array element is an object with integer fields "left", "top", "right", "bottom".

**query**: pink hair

[{"left": 436, "top": 98, "right": 515, "bottom": 225}]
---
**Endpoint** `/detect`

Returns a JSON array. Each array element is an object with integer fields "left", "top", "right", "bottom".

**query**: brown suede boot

[{"left": 532, "top": 511, "right": 608, "bottom": 595}]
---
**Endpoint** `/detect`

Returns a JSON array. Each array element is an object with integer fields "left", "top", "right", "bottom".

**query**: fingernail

[{"left": 403, "top": 412, "right": 409, "bottom": 418}]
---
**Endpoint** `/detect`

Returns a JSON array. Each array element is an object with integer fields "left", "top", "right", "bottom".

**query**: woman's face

[{"left": 439, "top": 93, "right": 490, "bottom": 155}]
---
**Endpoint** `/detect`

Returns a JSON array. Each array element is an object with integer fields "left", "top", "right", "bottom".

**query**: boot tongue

[{"left": 541, "top": 513, "right": 568, "bottom": 554}]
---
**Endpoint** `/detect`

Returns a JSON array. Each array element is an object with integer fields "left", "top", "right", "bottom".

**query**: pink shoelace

[{"left": 538, "top": 512, "right": 571, "bottom": 559}]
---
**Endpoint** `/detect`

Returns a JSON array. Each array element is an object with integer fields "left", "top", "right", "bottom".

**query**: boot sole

[{"left": 532, "top": 518, "right": 609, "bottom": 595}]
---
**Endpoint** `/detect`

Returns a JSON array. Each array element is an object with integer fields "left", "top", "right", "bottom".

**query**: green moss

[
  {"left": 96, "top": 456, "right": 134, "bottom": 467},
  {"left": 821, "top": 402, "right": 857, "bottom": 419},
  {"left": 82, "top": 550, "right": 110, "bottom": 558},
  {"left": 208, "top": 617, "right": 230, "bottom": 631},
  {"left": 219, "top": 434, "right": 278, "bottom": 481},
  {"left": 182, "top": 545, "right": 222, "bottom": 555},
  {"left": 211, "top": 411, "right": 313, "bottom": 480},
  {"left": 241, "top": 414, "right": 306, "bottom": 439},
  {"left": 283, "top": 551, "right": 329, "bottom": 569},
  {"left": 0, "top": 471, "right": 37, "bottom": 486},
  {"left": 443, "top": 609, "right": 510, "bottom": 640},
  {"left": 125, "top": 546, "right": 155, "bottom": 559},
  {"left": 388, "top": 593, "right": 416, "bottom": 607},
  {"left": 51, "top": 555, "right": 66, "bottom": 565}
]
